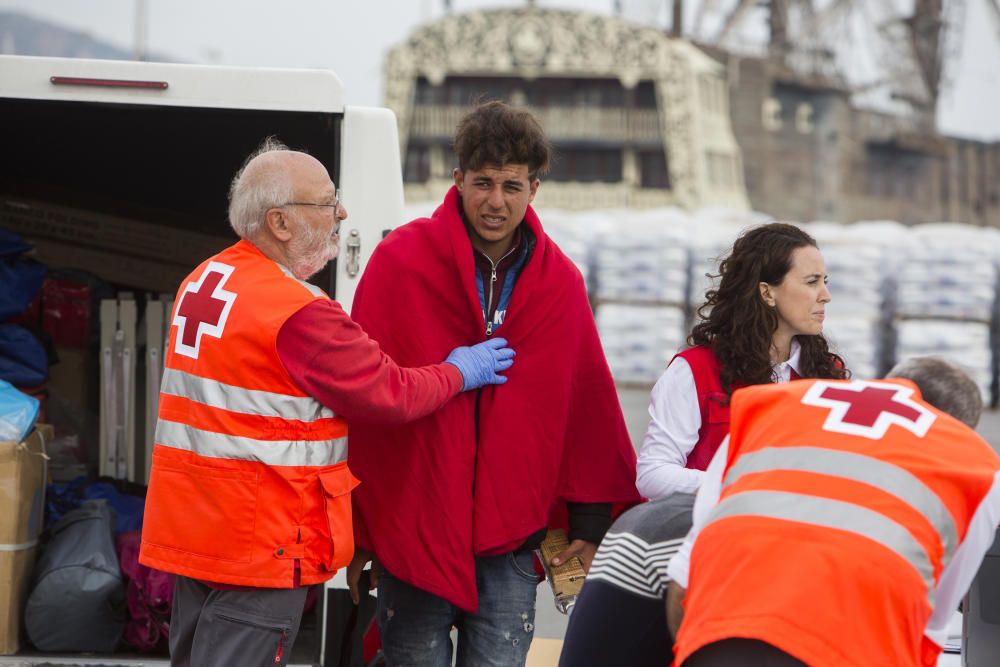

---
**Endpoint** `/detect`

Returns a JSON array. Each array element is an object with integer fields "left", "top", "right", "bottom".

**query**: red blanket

[{"left": 349, "top": 186, "right": 640, "bottom": 611}]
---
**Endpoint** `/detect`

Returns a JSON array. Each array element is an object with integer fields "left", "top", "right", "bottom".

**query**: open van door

[{"left": 0, "top": 54, "right": 404, "bottom": 309}]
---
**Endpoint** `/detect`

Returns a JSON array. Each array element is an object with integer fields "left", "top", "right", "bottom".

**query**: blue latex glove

[{"left": 445, "top": 337, "right": 516, "bottom": 391}]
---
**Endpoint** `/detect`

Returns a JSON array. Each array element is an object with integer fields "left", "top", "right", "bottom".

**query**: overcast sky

[{"left": 2, "top": 0, "right": 998, "bottom": 140}]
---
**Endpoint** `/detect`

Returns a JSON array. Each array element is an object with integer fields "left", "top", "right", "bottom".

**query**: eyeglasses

[{"left": 282, "top": 191, "right": 344, "bottom": 216}]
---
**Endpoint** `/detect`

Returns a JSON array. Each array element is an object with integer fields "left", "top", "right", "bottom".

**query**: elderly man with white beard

[{"left": 139, "top": 138, "right": 517, "bottom": 667}]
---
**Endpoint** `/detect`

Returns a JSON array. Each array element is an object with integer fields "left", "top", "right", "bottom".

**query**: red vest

[
  {"left": 140, "top": 241, "right": 357, "bottom": 588},
  {"left": 674, "top": 346, "right": 730, "bottom": 471},
  {"left": 675, "top": 379, "right": 1000, "bottom": 667},
  {"left": 675, "top": 345, "right": 802, "bottom": 471}
]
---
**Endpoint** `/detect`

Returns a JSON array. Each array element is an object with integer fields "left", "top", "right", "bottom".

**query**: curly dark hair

[
  {"left": 453, "top": 100, "right": 552, "bottom": 179},
  {"left": 689, "top": 222, "right": 848, "bottom": 395}
]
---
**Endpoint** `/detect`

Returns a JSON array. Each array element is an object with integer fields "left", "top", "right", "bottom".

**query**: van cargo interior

[{"left": 1, "top": 97, "right": 342, "bottom": 294}]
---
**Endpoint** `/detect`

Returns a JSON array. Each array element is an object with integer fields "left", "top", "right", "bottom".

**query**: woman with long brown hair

[{"left": 636, "top": 222, "right": 848, "bottom": 499}]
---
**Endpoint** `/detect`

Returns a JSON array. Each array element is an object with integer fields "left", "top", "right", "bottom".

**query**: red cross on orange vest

[
  {"left": 817, "top": 385, "right": 922, "bottom": 428},
  {"left": 173, "top": 262, "right": 237, "bottom": 359},
  {"left": 177, "top": 271, "right": 228, "bottom": 347},
  {"left": 801, "top": 380, "right": 935, "bottom": 439}
]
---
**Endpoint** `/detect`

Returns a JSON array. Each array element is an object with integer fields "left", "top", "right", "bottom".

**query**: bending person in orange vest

[
  {"left": 139, "top": 137, "right": 516, "bottom": 667},
  {"left": 667, "top": 357, "right": 1000, "bottom": 667}
]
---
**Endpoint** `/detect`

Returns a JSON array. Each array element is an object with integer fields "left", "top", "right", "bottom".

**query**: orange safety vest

[
  {"left": 139, "top": 240, "right": 357, "bottom": 588},
  {"left": 675, "top": 378, "right": 1000, "bottom": 667}
]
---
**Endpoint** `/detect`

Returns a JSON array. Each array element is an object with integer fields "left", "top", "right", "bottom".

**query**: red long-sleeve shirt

[{"left": 276, "top": 299, "right": 463, "bottom": 421}]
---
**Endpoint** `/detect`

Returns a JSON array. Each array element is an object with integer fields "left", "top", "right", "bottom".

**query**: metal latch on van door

[{"left": 345, "top": 229, "right": 361, "bottom": 277}]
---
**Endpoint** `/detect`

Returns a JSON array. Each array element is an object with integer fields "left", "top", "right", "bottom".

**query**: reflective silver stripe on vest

[
  {"left": 724, "top": 446, "right": 958, "bottom": 566},
  {"left": 155, "top": 419, "right": 348, "bottom": 467},
  {"left": 160, "top": 368, "right": 335, "bottom": 423},
  {"left": 707, "top": 489, "right": 936, "bottom": 601}
]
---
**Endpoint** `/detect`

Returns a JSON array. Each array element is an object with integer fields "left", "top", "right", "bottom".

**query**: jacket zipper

[
  {"left": 474, "top": 244, "right": 518, "bottom": 522},
  {"left": 480, "top": 245, "right": 517, "bottom": 337},
  {"left": 486, "top": 265, "right": 497, "bottom": 336}
]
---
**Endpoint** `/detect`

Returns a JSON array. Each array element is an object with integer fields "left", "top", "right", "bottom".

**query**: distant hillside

[{"left": 0, "top": 10, "right": 173, "bottom": 61}]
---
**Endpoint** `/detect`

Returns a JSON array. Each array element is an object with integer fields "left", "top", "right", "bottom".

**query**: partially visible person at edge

[
  {"left": 344, "top": 101, "right": 641, "bottom": 666},
  {"left": 667, "top": 357, "right": 1000, "bottom": 667},
  {"left": 636, "top": 223, "right": 849, "bottom": 500},
  {"left": 558, "top": 492, "right": 695, "bottom": 667},
  {"left": 138, "top": 138, "right": 517, "bottom": 667}
]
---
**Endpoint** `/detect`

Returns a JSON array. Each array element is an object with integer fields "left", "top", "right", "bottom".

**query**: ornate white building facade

[{"left": 384, "top": 7, "right": 749, "bottom": 211}]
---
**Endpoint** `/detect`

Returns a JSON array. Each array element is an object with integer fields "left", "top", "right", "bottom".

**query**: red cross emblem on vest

[
  {"left": 800, "top": 380, "right": 936, "bottom": 439},
  {"left": 172, "top": 261, "right": 238, "bottom": 359}
]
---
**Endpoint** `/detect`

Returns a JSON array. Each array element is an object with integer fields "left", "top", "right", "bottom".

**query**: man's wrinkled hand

[
  {"left": 346, "top": 548, "right": 381, "bottom": 605},
  {"left": 550, "top": 538, "right": 598, "bottom": 574}
]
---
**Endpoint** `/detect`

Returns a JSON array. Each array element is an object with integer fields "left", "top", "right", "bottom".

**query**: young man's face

[{"left": 454, "top": 163, "right": 539, "bottom": 262}]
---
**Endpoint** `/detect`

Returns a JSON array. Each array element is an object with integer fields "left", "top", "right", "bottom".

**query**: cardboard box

[{"left": 0, "top": 425, "right": 50, "bottom": 655}]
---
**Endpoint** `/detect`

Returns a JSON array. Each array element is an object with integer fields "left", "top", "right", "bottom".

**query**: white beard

[{"left": 289, "top": 218, "right": 339, "bottom": 280}]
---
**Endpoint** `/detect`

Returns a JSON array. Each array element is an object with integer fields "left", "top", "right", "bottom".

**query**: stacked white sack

[
  {"left": 892, "top": 224, "right": 1000, "bottom": 403},
  {"left": 592, "top": 213, "right": 689, "bottom": 305},
  {"left": 544, "top": 211, "right": 602, "bottom": 289},
  {"left": 592, "top": 210, "right": 691, "bottom": 384},
  {"left": 896, "top": 225, "right": 998, "bottom": 321},
  {"left": 808, "top": 222, "right": 902, "bottom": 381},
  {"left": 895, "top": 320, "right": 993, "bottom": 401},
  {"left": 596, "top": 304, "right": 687, "bottom": 385}
]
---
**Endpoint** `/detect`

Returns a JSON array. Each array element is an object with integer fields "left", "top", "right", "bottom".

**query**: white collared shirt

[{"left": 636, "top": 339, "right": 803, "bottom": 500}]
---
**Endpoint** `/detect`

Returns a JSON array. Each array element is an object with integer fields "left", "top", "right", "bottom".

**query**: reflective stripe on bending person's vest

[
  {"left": 706, "top": 489, "right": 938, "bottom": 602},
  {"left": 722, "top": 445, "right": 959, "bottom": 568},
  {"left": 708, "top": 444, "right": 964, "bottom": 603}
]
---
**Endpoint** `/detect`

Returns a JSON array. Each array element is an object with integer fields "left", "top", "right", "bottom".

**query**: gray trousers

[{"left": 169, "top": 575, "right": 309, "bottom": 667}]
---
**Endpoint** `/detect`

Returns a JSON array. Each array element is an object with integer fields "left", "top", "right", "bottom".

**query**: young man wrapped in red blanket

[{"left": 346, "top": 101, "right": 641, "bottom": 666}]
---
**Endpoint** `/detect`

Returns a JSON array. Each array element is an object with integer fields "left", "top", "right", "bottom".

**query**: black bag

[{"left": 25, "top": 499, "right": 126, "bottom": 652}]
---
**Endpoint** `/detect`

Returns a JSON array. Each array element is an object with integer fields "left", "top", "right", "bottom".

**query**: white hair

[
  {"left": 886, "top": 356, "right": 984, "bottom": 428},
  {"left": 227, "top": 137, "right": 295, "bottom": 240}
]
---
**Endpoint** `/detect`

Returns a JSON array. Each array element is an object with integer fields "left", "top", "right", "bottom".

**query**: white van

[
  {"left": 0, "top": 54, "right": 404, "bottom": 666},
  {"left": 0, "top": 53, "right": 402, "bottom": 311}
]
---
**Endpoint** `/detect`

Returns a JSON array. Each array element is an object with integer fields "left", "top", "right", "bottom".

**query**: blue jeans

[{"left": 376, "top": 551, "right": 540, "bottom": 667}]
